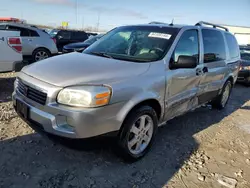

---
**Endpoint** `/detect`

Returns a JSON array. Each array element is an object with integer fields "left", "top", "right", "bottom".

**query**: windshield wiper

[{"left": 89, "top": 52, "right": 113, "bottom": 59}]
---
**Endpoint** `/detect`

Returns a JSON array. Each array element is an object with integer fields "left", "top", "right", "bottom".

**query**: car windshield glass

[
  {"left": 84, "top": 35, "right": 102, "bottom": 44},
  {"left": 84, "top": 26, "right": 179, "bottom": 62},
  {"left": 240, "top": 48, "right": 250, "bottom": 60}
]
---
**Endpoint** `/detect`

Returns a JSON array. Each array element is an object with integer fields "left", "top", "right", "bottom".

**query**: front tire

[
  {"left": 117, "top": 106, "right": 158, "bottom": 161},
  {"left": 212, "top": 80, "right": 232, "bottom": 109}
]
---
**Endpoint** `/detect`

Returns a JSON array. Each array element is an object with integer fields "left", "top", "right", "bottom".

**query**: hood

[
  {"left": 64, "top": 42, "right": 90, "bottom": 49},
  {"left": 241, "top": 60, "right": 250, "bottom": 66},
  {"left": 22, "top": 53, "right": 150, "bottom": 87}
]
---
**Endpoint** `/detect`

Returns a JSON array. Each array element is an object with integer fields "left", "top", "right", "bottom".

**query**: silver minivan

[
  {"left": 13, "top": 22, "right": 240, "bottom": 160},
  {"left": 0, "top": 23, "right": 58, "bottom": 62}
]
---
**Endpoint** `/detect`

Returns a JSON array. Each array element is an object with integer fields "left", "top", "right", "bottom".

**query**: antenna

[{"left": 169, "top": 18, "right": 174, "bottom": 26}]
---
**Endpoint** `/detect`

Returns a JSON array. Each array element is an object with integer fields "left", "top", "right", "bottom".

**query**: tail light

[
  {"left": 7, "top": 37, "right": 22, "bottom": 53},
  {"left": 52, "top": 38, "right": 56, "bottom": 44}
]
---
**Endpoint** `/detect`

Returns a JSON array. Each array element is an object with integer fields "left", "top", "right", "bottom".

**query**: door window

[
  {"left": 171, "top": 30, "right": 199, "bottom": 65},
  {"left": 7, "top": 26, "right": 30, "bottom": 37},
  {"left": 225, "top": 33, "right": 239, "bottom": 59},
  {"left": 58, "top": 31, "right": 71, "bottom": 39},
  {"left": 29, "top": 29, "right": 39, "bottom": 37},
  {"left": 72, "top": 31, "right": 88, "bottom": 40},
  {"left": 202, "top": 29, "right": 226, "bottom": 63}
]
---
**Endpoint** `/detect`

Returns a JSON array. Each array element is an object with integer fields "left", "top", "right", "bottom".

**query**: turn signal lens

[
  {"left": 96, "top": 92, "right": 110, "bottom": 99},
  {"left": 95, "top": 98, "right": 109, "bottom": 105}
]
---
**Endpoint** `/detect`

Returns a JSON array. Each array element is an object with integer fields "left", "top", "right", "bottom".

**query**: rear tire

[
  {"left": 32, "top": 48, "right": 51, "bottom": 62},
  {"left": 211, "top": 80, "right": 232, "bottom": 109},
  {"left": 117, "top": 106, "right": 158, "bottom": 161}
]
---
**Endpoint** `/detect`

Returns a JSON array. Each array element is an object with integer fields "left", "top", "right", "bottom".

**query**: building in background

[{"left": 222, "top": 24, "right": 250, "bottom": 45}]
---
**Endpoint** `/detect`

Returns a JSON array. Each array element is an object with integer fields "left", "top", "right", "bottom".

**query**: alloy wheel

[
  {"left": 35, "top": 51, "right": 49, "bottom": 61},
  {"left": 127, "top": 115, "right": 154, "bottom": 155}
]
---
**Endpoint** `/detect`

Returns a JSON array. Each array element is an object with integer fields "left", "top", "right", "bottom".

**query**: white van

[{"left": 0, "top": 30, "right": 23, "bottom": 72}]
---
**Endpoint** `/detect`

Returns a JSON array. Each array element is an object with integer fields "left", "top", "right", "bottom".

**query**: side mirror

[{"left": 170, "top": 55, "right": 198, "bottom": 69}]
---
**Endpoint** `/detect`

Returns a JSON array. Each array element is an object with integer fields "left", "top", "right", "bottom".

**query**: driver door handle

[
  {"left": 196, "top": 67, "right": 209, "bottom": 76},
  {"left": 203, "top": 67, "right": 208, "bottom": 73}
]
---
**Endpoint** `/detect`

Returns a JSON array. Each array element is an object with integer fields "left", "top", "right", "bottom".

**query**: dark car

[
  {"left": 63, "top": 34, "right": 104, "bottom": 53},
  {"left": 49, "top": 29, "right": 88, "bottom": 52},
  {"left": 238, "top": 45, "right": 250, "bottom": 85}
]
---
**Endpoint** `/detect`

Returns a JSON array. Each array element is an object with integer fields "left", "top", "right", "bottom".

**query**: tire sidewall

[
  {"left": 219, "top": 80, "right": 232, "bottom": 108},
  {"left": 118, "top": 106, "right": 158, "bottom": 160}
]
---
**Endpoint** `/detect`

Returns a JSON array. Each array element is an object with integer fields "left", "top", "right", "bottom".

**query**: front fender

[{"left": 116, "top": 91, "right": 164, "bottom": 124}]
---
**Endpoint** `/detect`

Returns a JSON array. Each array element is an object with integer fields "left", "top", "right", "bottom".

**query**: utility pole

[
  {"left": 82, "top": 16, "right": 84, "bottom": 30},
  {"left": 75, "top": 0, "right": 78, "bottom": 26},
  {"left": 96, "top": 12, "right": 100, "bottom": 32}
]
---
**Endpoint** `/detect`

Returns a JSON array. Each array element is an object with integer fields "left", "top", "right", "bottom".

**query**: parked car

[
  {"left": 13, "top": 21, "right": 240, "bottom": 160},
  {"left": 238, "top": 45, "right": 250, "bottom": 85},
  {"left": 63, "top": 34, "right": 104, "bottom": 53},
  {"left": 0, "top": 23, "right": 58, "bottom": 62},
  {"left": 49, "top": 29, "right": 89, "bottom": 52},
  {"left": 0, "top": 30, "right": 23, "bottom": 72}
]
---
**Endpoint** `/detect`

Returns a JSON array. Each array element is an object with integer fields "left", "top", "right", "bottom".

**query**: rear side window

[
  {"left": 225, "top": 33, "right": 239, "bottom": 59},
  {"left": 72, "top": 32, "right": 88, "bottom": 40},
  {"left": 202, "top": 29, "right": 226, "bottom": 63},
  {"left": 29, "top": 30, "right": 39, "bottom": 37}
]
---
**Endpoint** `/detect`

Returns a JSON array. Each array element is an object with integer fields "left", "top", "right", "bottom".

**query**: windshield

[
  {"left": 84, "top": 26, "right": 179, "bottom": 62},
  {"left": 84, "top": 34, "right": 103, "bottom": 44},
  {"left": 240, "top": 48, "right": 250, "bottom": 60}
]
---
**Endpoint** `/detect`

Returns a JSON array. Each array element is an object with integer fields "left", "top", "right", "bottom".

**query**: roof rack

[{"left": 195, "top": 21, "right": 228, "bottom": 32}]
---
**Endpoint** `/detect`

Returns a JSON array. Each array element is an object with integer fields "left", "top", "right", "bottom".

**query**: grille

[{"left": 17, "top": 79, "right": 47, "bottom": 105}]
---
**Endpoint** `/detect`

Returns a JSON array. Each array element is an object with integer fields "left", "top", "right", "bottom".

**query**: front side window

[
  {"left": 172, "top": 29, "right": 199, "bottom": 64},
  {"left": 84, "top": 26, "right": 179, "bottom": 62},
  {"left": 202, "top": 29, "right": 226, "bottom": 63},
  {"left": 225, "top": 33, "right": 239, "bottom": 59}
]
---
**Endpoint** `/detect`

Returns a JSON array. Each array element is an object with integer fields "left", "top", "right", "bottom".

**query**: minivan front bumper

[{"left": 12, "top": 76, "right": 124, "bottom": 139}]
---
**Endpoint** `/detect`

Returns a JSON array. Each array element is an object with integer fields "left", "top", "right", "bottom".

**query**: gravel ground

[{"left": 0, "top": 72, "right": 250, "bottom": 188}]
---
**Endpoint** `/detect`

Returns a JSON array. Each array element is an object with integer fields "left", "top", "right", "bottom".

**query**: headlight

[{"left": 57, "top": 85, "right": 111, "bottom": 107}]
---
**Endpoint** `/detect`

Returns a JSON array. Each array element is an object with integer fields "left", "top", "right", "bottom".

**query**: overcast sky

[{"left": 1, "top": 0, "right": 250, "bottom": 30}]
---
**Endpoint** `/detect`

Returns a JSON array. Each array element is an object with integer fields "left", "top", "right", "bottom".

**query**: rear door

[
  {"left": 197, "top": 29, "right": 227, "bottom": 104},
  {"left": 165, "top": 29, "right": 202, "bottom": 120}
]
